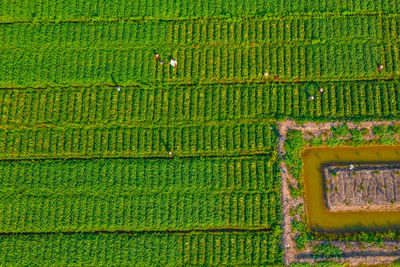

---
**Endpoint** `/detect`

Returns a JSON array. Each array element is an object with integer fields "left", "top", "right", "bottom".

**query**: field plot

[
  {"left": 2, "top": 0, "right": 399, "bottom": 22},
  {"left": 1, "top": 18, "right": 399, "bottom": 87},
  {"left": 0, "top": 231, "right": 283, "bottom": 265},
  {"left": 1, "top": 0, "right": 400, "bottom": 265},
  {"left": 0, "top": 156, "right": 280, "bottom": 233},
  {"left": 1, "top": 81, "right": 400, "bottom": 125},
  {"left": 0, "top": 123, "right": 277, "bottom": 159}
]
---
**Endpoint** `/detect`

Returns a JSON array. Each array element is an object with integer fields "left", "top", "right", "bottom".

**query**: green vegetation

[
  {"left": 1, "top": 82, "right": 400, "bottom": 126},
  {"left": 0, "top": 231, "right": 283, "bottom": 265},
  {"left": 312, "top": 243, "right": 343, "bottom": 259},
  {"left": 293, "top": 218, "right": 313, "bottom": 250},
  {"left": 331, "top": 125, "right": 350, "bottom": 137},
  {"left": 284, "top": 130, "right": 306, "bottom": 198},
  {"left": 2, "top": 0, "right": 398, "bottom": 23},
  {"left": 0, "top": 156, "right": 281, "bottom": 233},
  {"left": 0, "top": 122, "right": 277, "bottom": 159},
  {"left": 0, "top": 0, "right": 399, "bottom": 264}
]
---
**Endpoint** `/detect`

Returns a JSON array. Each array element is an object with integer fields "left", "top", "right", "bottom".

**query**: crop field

[
  {"left": 0, "top": 231, "right": 283, "bottom": 265},
  {"left": 1, "top": 82, "right": 400, "bottom": 124},
  {"left": 0, "top": 0, "right": 399, "bottom": 265},
  {"left": 0, "top": 156, "right": 280, "bottom": 233}
]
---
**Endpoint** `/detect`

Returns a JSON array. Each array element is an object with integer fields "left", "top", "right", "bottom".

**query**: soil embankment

[{"left": 323, "top": 163, "right": 400, "bottom": 211}]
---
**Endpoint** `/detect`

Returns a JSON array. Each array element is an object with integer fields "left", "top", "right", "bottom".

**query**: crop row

[
  {"left": 0, "top": 156, "right": 279, "bottom": 194},
  {"left": 0, "top": 190, "right": 281, "bottom": 233},
  {"left": 1, "top": 42, "right": 398, "bottom": 87},
  {"left": 0, "top": 123, "right": 277, "bottom": 159},
  {"left": 0, "top": 84, "right": 274, "bottom": 125},
  {"left": 1, "top": 81, "right": 399, "bottom": 125},
  {"left": 0, "top": 0, "right": 397, "bottom": 22},
  {"left": 0, "top": 230, "right": 282, "bottom": 265},
  {"left": 1, "top": 15, "right": 398, "bottom": 49},
  {"left": 274, "top": 80, "right": 400, "bottom": 119}
]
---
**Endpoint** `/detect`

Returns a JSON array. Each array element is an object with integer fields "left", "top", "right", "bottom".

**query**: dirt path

[
  {"left": 278, "top": 119, "right": 400, "bottom": 266},
  {"left": 278, "top": 121, "right": 298, "bottom": 266}
]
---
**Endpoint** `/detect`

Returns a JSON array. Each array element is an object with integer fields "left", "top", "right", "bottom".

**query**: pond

[{"left": 302, "top": 145, "right": 400, "bottom": 232}]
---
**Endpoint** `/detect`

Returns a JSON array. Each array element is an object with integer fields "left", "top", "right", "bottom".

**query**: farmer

[
  {"left": 378, "top": 65, "right": 384, "bottom": 71},
  {"left": 319, "top": 88, "right": 323, "bottom": 93},
  {"left": 116, "top": 86, "right": 121, "bottom": 92},
  {"left": 155, "top": 53, "right": 165, "bottom": 65},
  {"left": 264, "top": 72, "right": 269, "bottom": 78},
  {"left": 170, "top": 58, "right": 177, "bottom": 67},
  {"left": 309, "top": 95, "right": 314, "bottom": 100}
]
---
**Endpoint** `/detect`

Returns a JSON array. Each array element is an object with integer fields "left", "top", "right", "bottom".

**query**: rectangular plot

[
  {"left": 0, "top": 123, "right": 276, "bottom": 159},
  {"left": 3, "top": 79, "right": 400, "bottom": 128},
  {"left": 0, "top": 155, "right": 279, "bottom": 233}
]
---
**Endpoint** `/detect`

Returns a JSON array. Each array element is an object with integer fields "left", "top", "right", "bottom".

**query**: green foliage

[
  {"left": 0, "top": 30, "right": 394, "bottom": 89},
  {"left": 1, "top": 0, "right": 400, "bottom": 264},
  {"left": 292, "top": 218, "right": 313, "bottom": 250},
  {"left": 290, "top": 185, "right": 303, "bottom": 198},
  {"left": 0, "top": 231, "right": 283, "bottom": 265},
  {"left": 0, "top": 122, "right": 277, "bottom": 159},
  {"left": 292, "top": 218, "right": 306, "bottom": 233},
  {"left": 349, "top": 128, "right": 365, "bottom": 144},
  {"left": 331, "top": 125, "right": 350, "bottom": 137},
  {"left": 325, "top": 136, "right": 343, "bottom": 147},
  {"left": 2, "top": 0, "right": 398, "bottom": 23},
  {"left": 312, "top": 243, "right": 343, "bottom": 259},
  {"left": 372, "top": 125, "right": 389, "bottom": 137},
  {"left": 295, "top": 204, "right": 304, "bottom": 216},
  {"left": 310, "top": 136, "right": 324, "bottom": 147},
  {"left": 0, "top": 156, "right": 281, "bottom": 233},
  {"left": 2, "top": 82, "right": 400, "bottom": 128},
  {"left": 358, "top": 232, "right": 383, "bottom": 246},
  {"left": 295, "top": 232, "right": 313, "bottom": 250},
  {"left": 284, "top": 130, "right": 305, "bottom": 181}
]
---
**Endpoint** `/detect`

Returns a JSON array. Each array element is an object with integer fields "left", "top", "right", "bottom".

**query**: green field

[
  {"left": 0, "top": 156, "right": 280, "bottom": 233},
  {"left": 0, "top": 231, "right": 283, "bottom": 265},
  {"left": 0, "top": 0, "right": 399, "bottom": 265}
]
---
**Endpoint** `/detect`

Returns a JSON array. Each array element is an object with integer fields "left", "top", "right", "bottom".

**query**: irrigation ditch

[{"left": 278, "top": 119, "right": 400, "bottom": 265}]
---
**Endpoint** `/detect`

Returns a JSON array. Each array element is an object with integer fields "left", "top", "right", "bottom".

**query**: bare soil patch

[{"left": 324, "top": 163, "right": 400, "bottom": 212}]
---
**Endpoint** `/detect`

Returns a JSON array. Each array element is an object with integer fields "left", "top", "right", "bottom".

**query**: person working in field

[
  {"left": 170, "top": 58, "right": 177, "bottom": 67},
  {"left": 155, "top": 53, "right": 164, "bottom": 65},
  {"left": 154, "top": 53, "right": 176, "bottom": 67}
]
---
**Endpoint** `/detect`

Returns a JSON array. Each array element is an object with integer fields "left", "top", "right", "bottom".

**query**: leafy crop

[
  {"left": 0, "top": 0, "right": 399, "bottom": 264},
  {"left": 1, "top": 11, "right": 399, "bottom": 88},
  {"left": 1, "top": 81, "right": 399, "bottom": 128},
  {"left": 0, "top": 156, "right": 281, "bottom": 233},
  {"left": 1, "top": 0, "right": 398, "bottom": 23},
  {"left": 312, "top": 243, "right": 343, "bottom": 259},
  {"left": 0, "top": 231, "right": 283, "bottom": 265},
  {"left": 0, "top": 123, "right": 277, "bottom": 159}
]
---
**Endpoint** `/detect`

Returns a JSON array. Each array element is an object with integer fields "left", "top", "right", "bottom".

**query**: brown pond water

[{"left": 302, "top": 145, "right": 400, "bottom": 232}]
